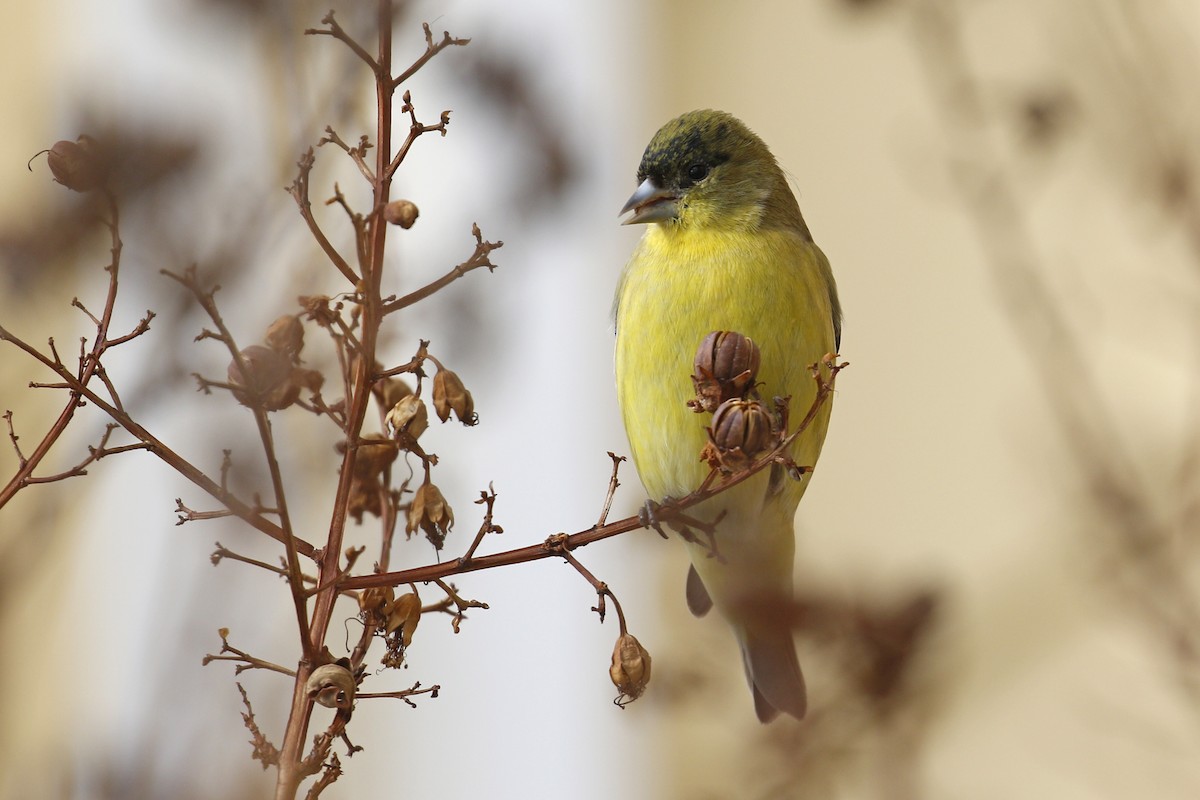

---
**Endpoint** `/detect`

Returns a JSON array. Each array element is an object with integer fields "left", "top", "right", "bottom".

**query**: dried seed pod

[
  {"left": 407, "top": 482, "right": 454, "bottom": 549},
  {"left": 709, "top": 398, "right": 774, "bottom": 469},
  {"left": 290, "top": 367, "right": 324, "bottom": 394},
  {"left": 264, "top": 315, "right": 304, "bottom": 361},
  {"left": 385, "top": 591, "right": 422, "bottom": 647},
  {"left": 227, "top": 345, "right": 296, "bottom": 410},
  {"left": 432, "top": 368, "right": 477, "bottom": 425},
  {"left": 298, "top": 294, "right": 337, "bottom": 327},
  {"left": 45, "top": 136, "right": 107, "bottom": 192},
  {"left": 691, "top": 331, "right": 761, "bottom": 413},
  {"left": 306, "top": 663, "right": 356, "bottom": 710},
  {"left": 359, "top": 585, "right": 395, "bottom": 614},
  {"left": 609, "top": 633, "right": 652, "bottom": 705},
  {"left": 383, "top": 199, "right": 419, "bottom": 229},
  {"left": 380, "top": 378, "right": 414, "bottom": 410},
  {"left": 352, "top": 434, "right": 398, "bottom": 481},
  {"left": 387, "top": 395, "right": 429, "bottom": 440},
  {"left": 341, "top": 434, "right": 397, "bottom": 522}
]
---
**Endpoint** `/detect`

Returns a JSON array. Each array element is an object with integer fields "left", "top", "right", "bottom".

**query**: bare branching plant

[{"left": 1, "top": 5, "right": 842, "bottom": 797}]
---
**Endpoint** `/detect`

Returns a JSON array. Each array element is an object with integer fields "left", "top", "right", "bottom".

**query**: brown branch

[
  {"left": 211, "top": 542, "right": 317, "bottom": 586},
  {"left": 3, "top": 411, "right": 25, "bottom": 467},
  {"left": 5, "top": 322, "right": 313, "bottom": 554},
  {"left": 204, "top": 629, "right": 297, "bottom": 677},
  {"left": 459, "top": 484, "right": 502, "bottom": 563},
  {"left": 323, "top": 183, "right": 369, "bottom": 272},
  {"left": 0, "top": 190, "right": 123, "bottom": 509},
  {"left": 385, "top": 90, "right": 451, "bottom": 179},
  {"left": 302, "top": 753, "right": 342, "bottom": 800},
  {"left": 304, "top": 11, "right": 378, "bottom": 73},
  {"left": 163, "top": 266, "right": 314, "bottom": 662},
  {"left": 597, "top": 452, "right": 626, "bottom": 526},
  {"left": 318, "top": 127, "right": 374, "bottom": 183},
  {"left": 380, "top": 224, "right": 501, "bottom": 314},
  {"left": 238, "top": 683, "right": 281, "bottom": 769},
  {"left": 288, "top": 148, "right": 359, "bottom": 286},
  {"left": 104, "top": 311, "right": 156, "bottom": 347},
  {"left": 22, "top": 424, "right": 149, "bottom": 485},
  {"left": 560, "top": 549, "right": 627, "bottom": 634},
  {"left": 357, "top": 681, "right": 440, "bottom": 707},
  {"left": 91, "top": 362, "right": 125, "bottom": 414},
  {"left": 374, "top": 339, "right": 429, "bottom": 381},
  {"left": 429, "top": 578, "right": 488, "bottom": 633},
  {"left": 303, "top": 547, "right": 364, "bottom": 599},
  {"left": 343, "top": 359, "right": 845, "bottom": 592},
  {"left": 280, "top": 5, "right": 403, "bottom": 795},
  {"left": 390, "top": 22, "right": 470, "bottom": 90}
]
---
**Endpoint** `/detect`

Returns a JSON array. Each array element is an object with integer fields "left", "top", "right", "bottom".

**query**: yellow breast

[{"left": 614, "top": 224, "right": 836, "bottom": 509}]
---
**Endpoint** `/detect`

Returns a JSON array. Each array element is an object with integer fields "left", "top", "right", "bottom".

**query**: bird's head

[{"left": 620, "top": 109, "right": 804, "bottom": 233}]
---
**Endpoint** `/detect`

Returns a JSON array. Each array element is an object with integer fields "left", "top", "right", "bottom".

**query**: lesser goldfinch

[{"left": 614, "top": 110, "right": 841, "bottom": 722}]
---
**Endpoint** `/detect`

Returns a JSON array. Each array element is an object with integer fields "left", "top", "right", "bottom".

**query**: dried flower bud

[
  {"left": 291, "top": 367, "right": 324, "bottom": 394},
  {"left": 305, "top": 663, "right": 356, "bottom": 710},
  {"left": 351, "top": 435, "right": 398, "bottom": 481},
  {"left": 44, "top": 136, "right": 107, "bottom": 192},
  {"left": 227, "top": 345, "right": 297, "bottom": 410},
  {"left": 380, "top": 378, "right": 414, "bottom": 410},
  {"left": 359, "top": 585, "right": 395, "bottom": 614},
  {"left": 298, "top": 294, "right": 337, "bottom": 327},
  {"left": 407, "top": 481, "right": 454, "bottom": 549},
  {"left": 432, "top": 368, "right": 477, "bottom": 425},
  {"left": 385, "top": 591, "right": 422, "bottom": 648},
  {"left": 387, "top": 395, "right": 429, "bottom": 440},
  {"left": 691, "top": 331, "right": 761, "bottom": 413},
  {"left": 383, "top": 199, "right": 419, "bottom": 229},
  {"left": 264, "top": 315, "right": 304, "bottom": 361},
  {"left": 609, "top": 633, "right": 652, "bottom": 705},
  {"left": 709, "top": 398, "right": 774, "bottom": 469}
]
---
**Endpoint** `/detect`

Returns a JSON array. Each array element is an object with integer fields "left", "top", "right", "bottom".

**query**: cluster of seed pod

[
  {"left": 226, "top": 315, "right": 324, "bottom": 412},
  {"left": 381, "top": 360, "right": 474, "bottom": 549},
  {"left": 690, "top": 331, "right": 777, "bottom": 470}
]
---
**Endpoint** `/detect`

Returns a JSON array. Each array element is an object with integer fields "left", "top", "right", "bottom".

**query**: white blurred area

[{"left": 4, "top": 1, "right": 1200, "bottom": 799}]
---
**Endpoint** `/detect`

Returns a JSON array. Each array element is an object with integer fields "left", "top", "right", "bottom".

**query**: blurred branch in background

[{"left": 907, "top": 0, "right": 1200, "bottom": 713}]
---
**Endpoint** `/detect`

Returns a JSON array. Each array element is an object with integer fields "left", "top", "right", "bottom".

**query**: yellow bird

[{"left": 614, "top": 110, "right": 841, "bottom": 722}]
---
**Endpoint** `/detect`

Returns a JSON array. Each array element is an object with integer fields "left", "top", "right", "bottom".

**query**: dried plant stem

[
  {"left": 343, "top": 359, "right": 844, "bottom": 593},
  {"left": 276, "top": 5, "right": 398, "bottom": 797},
  {"left": 165, "top": 268, "right": 314, "bottom": 663},
  {"left": 1, "top": 325, "right": 310, "bottom": 556},
  {"left": 0, "top": 190, "right": 124, "bottom": 507}
]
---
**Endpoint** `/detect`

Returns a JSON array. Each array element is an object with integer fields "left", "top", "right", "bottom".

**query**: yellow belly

[{"left": 615, "top": 224, "right": 836, "bottom": 511}]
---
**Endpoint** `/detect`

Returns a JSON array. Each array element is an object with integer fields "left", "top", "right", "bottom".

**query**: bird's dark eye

[{"left": 686, "top": 163, "right": 710, "bottom": 182}]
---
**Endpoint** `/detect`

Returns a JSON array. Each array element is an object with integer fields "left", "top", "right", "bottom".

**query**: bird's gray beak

[{"left": 620, "top": 178, "right": 679, "bottom": 225}]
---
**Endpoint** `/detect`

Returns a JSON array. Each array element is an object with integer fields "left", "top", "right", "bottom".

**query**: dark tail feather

[
  {"left": 685, "top": 564, "right": 713, "bottom": 617},
  {"left": 741, "top": 622, "right": 806, "bottom": 722}
]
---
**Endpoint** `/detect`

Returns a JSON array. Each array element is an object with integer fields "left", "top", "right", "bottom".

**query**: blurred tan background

[{"left": 3, "top": 1, "right": 1199, "bottom": 798}]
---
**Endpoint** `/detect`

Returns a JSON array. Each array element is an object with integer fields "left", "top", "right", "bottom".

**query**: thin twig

[
  {"left": 458, "top": 484, "right": 502, "bottom": 563},
  {"left": 0, "top": 190, "right": 123, "bottom": 508},
  {"left": 319, "top": 127, "right": 375, "bottom": 183},
  {"left": 342, "top": 359, "right": 845, "bottom": 592},
  {"left": 163, "top": 266, "right": 314, "bottom": 661},
  {"left": 560, "top": 548, "right": 627, "bottom": 634},
  {"left": 204, "top": 630, "right": 297, "bottom": 677},
  {"left": 597, "top": 452, "right": 626, "bottom": 526},
  {"left": 381, "top": 225, "right": 501, "bottom": 314},
  {"left": 390, "top": 23, "right": 470, "bottom": 90},
  {"left": 288, "top": 149, "right": 360, "bottom": 286},
  {"left": 357, "top": 681, "right": 440, "bottom": 707},
  {"left": 305, "top": 11, "right": 378, "bottom": 73}
]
